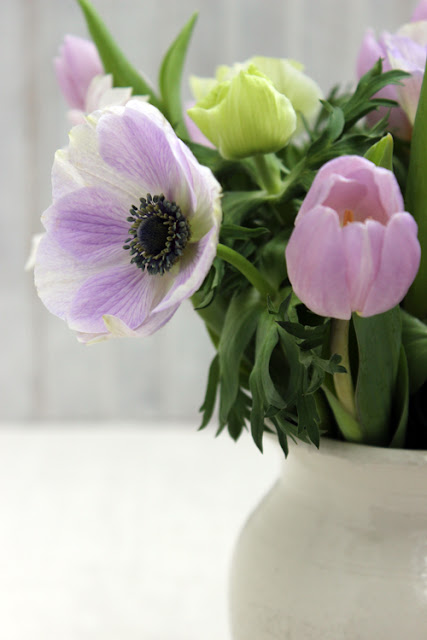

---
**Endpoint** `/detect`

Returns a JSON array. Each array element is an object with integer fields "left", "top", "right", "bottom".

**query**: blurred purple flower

[
  {"left": 34, "top": 100, "right": 222, "bottom": 343},
  {"left": 356, "top": 30, "right": 412, "bottom": 139},
  {"left": 412, "top": 0, "right": 427, "bottom": 22},
  {"left": 55, "top": 35, "right": 103, "bottom": 110},
  {"left": 285, "top": 156, "right": 420, "bottom": 319},
  {"left": 356, "top": 5, "right": 427, "bottom": 138},
  {"left": 54, "top": 35, "right": 135, "bottom": 126}
]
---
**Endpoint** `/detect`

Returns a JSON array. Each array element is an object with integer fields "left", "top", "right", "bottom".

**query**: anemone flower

[
  {"left": 34, "top": 100, "right": 222, "bottom": 343},
  {"left": 285, "top": 156, "right": 420, "bottom": 319}
]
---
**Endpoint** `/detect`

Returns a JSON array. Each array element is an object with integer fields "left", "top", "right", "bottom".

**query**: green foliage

[
  {"left": 389, "top": 347, "right": 409, "bottom": 448},
  {"left": 199, "top": 355, "right": 219, "bottom": 430},
  {"left": 217, "top": 289, "right": 262, "bottom": 433},
  {"left": 158, "top": 13, "right": 198, "bottom": 137},
  {"left": 73, "top": 3, "right": 424, "bottom": 455},
  {"left": 401, "top": 309, "right": 427, "bottom": 393},
  {"left": 76, "top": 0, "right": 161, "bottom": 108},
  {"left": 364, "top": 133, "right": 394, "bottom": 170},
  {"left": 353, "top": 309, "right": 402, "bottom": 446},
  {"left": 404, "top": 57, "right": 427, "bottom": 319}
]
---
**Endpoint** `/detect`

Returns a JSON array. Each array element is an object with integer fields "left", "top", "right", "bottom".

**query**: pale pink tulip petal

[
  {"left": 286, "top": 206, "right": 352, "bottom": 319},
  {"left": 342, "top": 219, "right": 385, "bottom": 312},
  {"left": 361, "top": 213, "right": 421, "bottom": 316}
]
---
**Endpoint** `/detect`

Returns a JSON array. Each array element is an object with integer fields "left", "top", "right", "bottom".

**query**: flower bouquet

[
  {"left": 34, "top": 0, "right": 427, "bottom": 458},
  {"left": 32, "top": 0, "right": 427, "bottom": 637}
]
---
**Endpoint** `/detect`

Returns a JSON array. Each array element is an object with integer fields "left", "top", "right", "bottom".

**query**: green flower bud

[
  {"left": 188, "top": 57, "right": 322, "bottom": 157},
  {"left": 187, "top": 65, "right": 297, "bottom": 160},
  {"left": 248, "top": 57, "right": 323, "bottom": 134}
]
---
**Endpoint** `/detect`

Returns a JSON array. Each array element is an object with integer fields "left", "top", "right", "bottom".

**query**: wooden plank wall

[{"left": 1, "top": 0, "right": 413, "bottom": 422}]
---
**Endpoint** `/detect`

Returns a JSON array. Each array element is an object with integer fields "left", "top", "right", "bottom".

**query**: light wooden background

[{"left": 1, "top": 0, "right": 414, "bottom": 422}]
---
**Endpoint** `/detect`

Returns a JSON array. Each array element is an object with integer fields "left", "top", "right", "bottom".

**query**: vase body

[{"left": 229, "top": 438, "right": 427, "bottom": 639}]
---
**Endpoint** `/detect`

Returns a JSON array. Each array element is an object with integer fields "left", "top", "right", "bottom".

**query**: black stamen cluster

[{"left": 123, "top": 194, "right": 191, "bottom": 275}]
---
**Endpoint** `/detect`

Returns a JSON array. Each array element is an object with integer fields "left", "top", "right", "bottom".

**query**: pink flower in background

[
  {"left": 356, "top": 30, "right": 412, "bottom": 138},
  {"left": 412, "top": 0, "right": 427, "bottom": 21},
  {"left": 55, "top": 35, "right": 135, "bottom": 125},
  {"left": 382, "top": 23, "right": 427, "bottom": 126},
  {"left": 285, "top": 156, "right": 420, "bottom": 319},
  {"left": 55, "top": 35, "right": 103, "bottom": 109},
  {"left": 356, "top": 1, "right": 427, "bottom": 138},
  {"left": 34, "top": 100, "right": 222, "bottom": 343}
]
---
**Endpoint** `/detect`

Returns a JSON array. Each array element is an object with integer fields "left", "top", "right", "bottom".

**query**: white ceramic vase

[{"left": 229, "top": 437, "right": 427, "bottom": 639}]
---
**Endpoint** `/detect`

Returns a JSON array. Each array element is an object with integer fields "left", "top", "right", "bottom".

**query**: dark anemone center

[
  {"left": 136, "top": 215, "right": 170, "bottom": 255},
  {"left": 123, "top": 193, "right": 191, "bottom": 276}
]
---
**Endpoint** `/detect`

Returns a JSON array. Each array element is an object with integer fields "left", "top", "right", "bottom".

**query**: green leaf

[
  {"left": 276, "top": 325, "right": 304, "bottom": 407},
  {"left": 401, "top": 308, "right": 427, "bottom": 393},
  {"left": 321, "top": 385, "right": 365, "bottom": 443},
  {"left": 364, "top": 133, "right": 394, "bottom": 170},
  {"left": 342, "top": 60, "right": 409, "bottom": 130},
  {"left": 222, "top": 191, "right": 268, "bottom": 226},
  {"left": 193, "top": 259, "right": 224, "bottom": 311},
  {"left": 220, "top": 224, "right": 270, "bottom": 240},
  {"left": 198, "top": 355, "right": 220, "bottom": 430},
  {"left": 404, "top": 56, "right": 427, "bottom": 319},
  {"left": 297, "top": 393, "right": 320, "bottom": 447},
  {"left": 269, "top": 415, "right": 289, "bottom": 457},
  {"left": 258, "top": 231, "right": 290, "bottom": 290},
  {"left": 76, "top": 0, "right": 161, "bottom": 108},
  {"left": 158, "top": 12, "right": 198, "bottom": 136},
  {"left": 353, "top": 308, "right": 401, "bottom": 445},
  {"left": 308, "top": 104, "right": 345, "bottom": 158},
  {"left": 249, "top": 310, "right": 286, "bottom": 451},
  {"left": 225, "top": 389, "right": 251, "bottom": 441},
  {"left": 218, "top": 289, "right": 262, "bottom": 425},
  {"left": 390, "top": 347, "right": 409, "bottom": 448}
]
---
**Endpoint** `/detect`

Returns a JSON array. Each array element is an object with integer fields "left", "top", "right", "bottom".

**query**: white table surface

[{"left": 0, "top": 423, "right": 280, "bottom": 640}]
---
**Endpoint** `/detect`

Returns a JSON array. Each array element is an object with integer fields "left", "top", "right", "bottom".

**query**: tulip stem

[
  {"left": 253, "top": 154, "right": 283, "bottom": 195},
  {"left": 216, "top": 244, "right": 275, "bottom": 298},
  {"left": 330, "top": 319, "right": 357, "bottom": 418}
]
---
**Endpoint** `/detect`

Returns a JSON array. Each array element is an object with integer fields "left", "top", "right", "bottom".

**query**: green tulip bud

[{"left": 187, "top": 65, "right": 297, "bottom": 160}]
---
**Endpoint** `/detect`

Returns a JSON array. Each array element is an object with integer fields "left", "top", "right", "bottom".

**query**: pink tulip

[
  {"left": 54, "top": 35, "right": 103, "bottom": 110},
  {"left": 285, "top": 156, "right": 420, "bottom": 319}
]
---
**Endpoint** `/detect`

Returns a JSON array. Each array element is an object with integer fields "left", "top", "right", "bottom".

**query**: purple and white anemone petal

[{"left": 35, "top": 100, "right": 222, "bottom": 341}]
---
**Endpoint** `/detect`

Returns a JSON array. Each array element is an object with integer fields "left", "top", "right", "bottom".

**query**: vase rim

[{"left": 303, "top": 435, "right": 427, "bottom": 467}]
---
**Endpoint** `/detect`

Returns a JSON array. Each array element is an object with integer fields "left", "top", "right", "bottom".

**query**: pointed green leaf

[
  {"left": 353, "top": 308, "right": 401, "bottom": 445},
  {"left": 269, "top": 416, "right": 289, "bottom": 457},
  {"left": 401, "top": 308, "right": 427, "bottom": 393},
  {"left": 220, "top": 224, "right": 270, "bottom": 240},
  {"left": 297, "top": 393, "right": 320, "bottom": 447},
  {"left": 158, "top": 13, "right": 198, "bottom": 136},
  {"left": 218, "top": 289, "right": 262, "bottom": 425},
  {"left": 249, "top": 310, "right": 287, "bottom": 451},
  {"left": 364, "top": 133, "right": 394, "bottom": 170},
  {"left": 76, "top": 0, "right": 161, "bottom": 108},
  {"left": 198, "top": 355, "right": 220, "bottom": 430},
  {"left": 390, "top": 347, "right": 409, "bottom": 448},
  {"left": 404, "top": 57, "right": 427, "bottom": 319}
]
